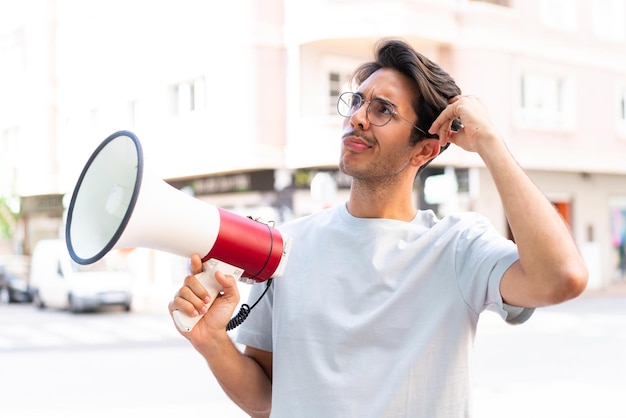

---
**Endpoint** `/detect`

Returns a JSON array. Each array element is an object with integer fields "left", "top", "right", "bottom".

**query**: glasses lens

[
  {"left": 337, "top": 93, "right": 360, "bottom": 117},
  {"left": 368, "top": 99, "right": 393, "bottom": 126}
]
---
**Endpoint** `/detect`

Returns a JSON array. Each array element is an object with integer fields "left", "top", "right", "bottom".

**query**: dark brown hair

[{"left": 351, "top": 38, "right": 462, "bottom": 146}]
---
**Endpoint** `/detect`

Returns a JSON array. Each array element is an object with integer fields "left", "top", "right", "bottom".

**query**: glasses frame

[{"left": 337, "top": 92, "right": 431, "bottom": 137}]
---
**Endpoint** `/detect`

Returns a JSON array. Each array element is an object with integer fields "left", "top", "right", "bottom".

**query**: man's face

[{"left": 339, "top": 68, "right": 421, "bottom": 182}]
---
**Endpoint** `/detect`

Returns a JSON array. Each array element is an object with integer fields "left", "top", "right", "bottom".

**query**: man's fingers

[
  {"left": 190, "top": 254, "right": 203, "bottom": 275},
  {"left": 182, "top": 274, "right": 211, "bottom": 302},
  {"left": 214, "top": 271, "right": 241, "bottom": 303},
  {"left": 169, "top": 294, "right": 203, "bottom": 318},
  {"left": 429, "top": 102, "right": 460, "bottom": 136},
  {"left": 175, "top": 282, "right": 210, "bottom": 312}
]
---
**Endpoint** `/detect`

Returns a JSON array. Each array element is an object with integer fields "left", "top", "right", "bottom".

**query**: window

[
  {"left": 172, "top": 77, "right": 206, "bottom": 115},
  {"left": 618, "top": 85, "right": 626, "bottom": 137},
  {"left": 540, "top": 0, "right": 577, "bottom": 31},
  {"left": 517, "top": 70, "right": 574, "bottom": 130},
  {"left": 316, "top": 53, "right": 360, "bottom": 121},
  {"left": 610, "top": 199, "right": 626, "bottom": 276},
  {"left": 470, "top": 0, "right": 511, "bottom": 6},
  {"left": 193, "top": 77, "right": 206, "bottom": 111},
  {"left": 1, "top": 127, "right": 19, "bottom": 155},
  {"left": 592, "top": 0, "right": 626, "bottom": 41},
  {"left": 89, "top": 107, "right": 100, "bottom": 133},
  {"left": 0, "top": 127, "right": 19, "bottom": 192},
  {"left": 128, "top": 100, "right": 139, "bottom": 128},
  {"left": 328, "top": 70, "right": 351, "bottom": 115},
  {"left": 320, "top": 55, "right": 361, "bottom": 118}
]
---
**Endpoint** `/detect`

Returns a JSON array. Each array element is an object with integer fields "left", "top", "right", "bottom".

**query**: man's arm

[
  {"left": 197, "top": 332, "right": 273, "bottom": 418},
  {"left": 169, "top": 256, "right": 273, "bottom": 418},
  {"left": 430, "top": 96, "right": 588, "bottom": 308},
  {"left": 480, "top": 137, "right": 587, "bottom": 307}
]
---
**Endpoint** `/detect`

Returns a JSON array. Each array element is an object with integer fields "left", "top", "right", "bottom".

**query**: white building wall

[
  {"left": 1, "top": 0, "right": 626, "bottom": 288},
  {"left": 284, "top": 0, "right": 626, "bottom": 288}
]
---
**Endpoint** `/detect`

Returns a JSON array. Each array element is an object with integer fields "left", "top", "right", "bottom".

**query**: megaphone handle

[{"left": 173, "top": 259, "right": 244, "bottom": 333}]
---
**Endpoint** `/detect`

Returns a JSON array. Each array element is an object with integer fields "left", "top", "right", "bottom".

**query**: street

[
  {"left": 0, "top": 288, "right": 624, "bottom": 418},
  {"left": 0, "top": 303, "right": 248, "bottom": 418},
  {"left": 473, "top": 289, "right": 626, "bottom": 418}
]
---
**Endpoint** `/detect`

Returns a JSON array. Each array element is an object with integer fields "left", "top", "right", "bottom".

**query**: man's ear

[{"left": 411, "top": 139, "right": 440, "bottom": 167}]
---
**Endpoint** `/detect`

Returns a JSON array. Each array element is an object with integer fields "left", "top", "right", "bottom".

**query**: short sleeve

[
  {"left": 453, "top": 213, "right": 534, "bottom": 324},
  {"left": 234, "top": 280, "right": 274, "bottom": 351},
  {"left": 503, "top": 303, "right": 535, "bottom": 324}
]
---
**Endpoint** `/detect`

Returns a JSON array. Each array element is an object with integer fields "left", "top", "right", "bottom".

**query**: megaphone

[{"left": 65, "top": 130, "right": 291, "bottom": 332}]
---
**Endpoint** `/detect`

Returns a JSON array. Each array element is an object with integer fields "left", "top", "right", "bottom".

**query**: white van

[{"left": 30, "top": 239, "right": 134, "bottom": 313}]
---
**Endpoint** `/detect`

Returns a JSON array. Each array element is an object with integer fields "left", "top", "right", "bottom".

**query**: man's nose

[{"left": 349, "top": 102, "right": 370, "bottom": 130}]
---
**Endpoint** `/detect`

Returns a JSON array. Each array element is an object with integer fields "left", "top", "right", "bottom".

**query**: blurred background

[
  {"left": 2, "top": 0, "right": 626, "bottom": 304},
  {"left": 0, "top": 0, "right": 625, "bottom": 417}
]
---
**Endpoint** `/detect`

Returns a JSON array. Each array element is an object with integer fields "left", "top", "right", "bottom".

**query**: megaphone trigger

[{"left": 173, "top": 258, "right": 244, "bottom": 332}]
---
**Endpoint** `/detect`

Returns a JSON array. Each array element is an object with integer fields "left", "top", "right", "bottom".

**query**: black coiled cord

[{"left": 226, "top": 278, "right": 273, "bottom": 331}]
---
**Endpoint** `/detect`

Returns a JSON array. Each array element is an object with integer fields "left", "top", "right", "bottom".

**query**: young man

[{"left": 169, "top": 38, "right": 588, "bottom": 417}]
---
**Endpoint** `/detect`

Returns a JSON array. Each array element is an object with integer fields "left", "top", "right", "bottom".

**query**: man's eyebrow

[
  {"left": 355, "top": 90, "right": 399, "bottom": 108},
  {"left": 370, "top": 94, "right": 396, "bottom": 106}
]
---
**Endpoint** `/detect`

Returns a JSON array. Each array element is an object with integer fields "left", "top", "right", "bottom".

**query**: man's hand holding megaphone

[{"left": 169, "top": 255, "right": 242, "bottom": 343}]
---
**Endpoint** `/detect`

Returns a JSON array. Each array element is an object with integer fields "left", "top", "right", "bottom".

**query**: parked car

[
  {"left": 0, "top": 255, "right": 32, "bottom": 303},
  {"left": 30, "top": 239, "right": 134, "bottom": 313}
]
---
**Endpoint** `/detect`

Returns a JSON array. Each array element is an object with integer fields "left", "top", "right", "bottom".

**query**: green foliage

[{"left": 0, "top": 196, "right": 19, "bottom": 239}]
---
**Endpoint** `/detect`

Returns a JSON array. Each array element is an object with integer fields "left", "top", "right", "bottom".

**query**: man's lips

[{"left": 342, "top": 134, "right": 372, "bottom": 151}]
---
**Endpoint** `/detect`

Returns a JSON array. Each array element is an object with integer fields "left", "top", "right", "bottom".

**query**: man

[{"left": 169, "top": 38, "right": 588, "bottom": 417}]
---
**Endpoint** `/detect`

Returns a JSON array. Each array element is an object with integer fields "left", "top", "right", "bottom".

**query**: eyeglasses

[{"left": 337, "top": 91, "right": 430, "bottom": 137}]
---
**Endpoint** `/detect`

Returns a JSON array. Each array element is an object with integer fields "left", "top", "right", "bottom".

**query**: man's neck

[{"left": 346, "top": 179, "right": 417, "bottom": 221}]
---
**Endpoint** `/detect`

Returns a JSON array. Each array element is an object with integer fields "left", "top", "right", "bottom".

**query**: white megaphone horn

[{"left": 65, "top": 130, "right": 291, "bottom": 332}]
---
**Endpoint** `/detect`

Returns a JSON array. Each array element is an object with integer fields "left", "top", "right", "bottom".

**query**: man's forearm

[
  {"left": 481, "top": 138, "right": 588, "bottom": 304},
  {"left": 195, "top": 333, "right": 272, "bottom": 417}
]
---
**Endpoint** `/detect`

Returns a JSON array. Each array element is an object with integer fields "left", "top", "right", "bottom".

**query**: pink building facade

[{"left": 1, "top": 0, "right": 625, "bottom": 289}]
